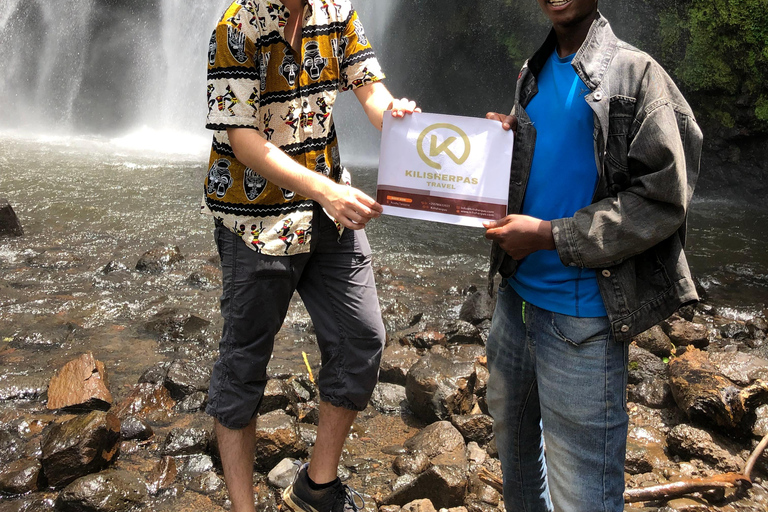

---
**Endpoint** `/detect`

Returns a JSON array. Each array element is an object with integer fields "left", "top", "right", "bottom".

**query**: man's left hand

[
  {"left": 483, "top": 215, "right": 556, "bottom": 260},
  {"left": 390, "top": 98, "right": 421, "bottom": 118}
]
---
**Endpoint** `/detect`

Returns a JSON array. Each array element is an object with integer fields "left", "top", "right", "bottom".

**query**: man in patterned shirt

[{"left": 203, "top": 1, "right": 418, "bottom": 511}]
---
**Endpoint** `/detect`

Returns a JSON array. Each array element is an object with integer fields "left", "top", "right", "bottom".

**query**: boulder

[
  {"left": 401, "top": 331, "right": 447, "bottom": 350},
  {"left": 370, "top": 382, "right": 407, "bottom": 414},
  {"left": 404, "top": 421, "right": 466, "bottom": 460},
  {"left": 0, "top": 199, "right": 23, "bottom": 237},
  {"left": 450, "top": 414, "right": 494, "bottom": 445},
  {"left": 402, "top": 499, "right": 437, "bottom": 512},
  {"left": 135, "top": 245, "right": 184, "bottom": 273},
  {"left": 666, "top": 424, "right": 743, "bottom": 472},
  {"left": 56, "top": 470, "right": 148, "bottom": 512},
  {"left": 445, "top": 321, "right": 484, "bottom": 346},
  {"left": 633, "top": 325, "right": 674, "bottom": 358},
  {"left": 261, "top": 379, "right": 292, "bottom": 413},
  {"left": 380, "top": 345, "right": 421, "bottom": 385},
  {"left": 383, "top": 301, "right": 421, "bottom": 333},
  {"left": 662, "top": 317, "right": 709, "bottom": 348},
  {"left": 161, "top": 427, "right": 211, "bottom": 456},
  {"left": 267, "top": 458, "right": 300, "bottom": 489},
  {"left": 253, "top": 411, "right": 307, "bottom": 472},
  {"left": 40, "top": 411, "right": 121, "bottom": 488},
  {"left": 46, "top": 352, "right": 113, "bottom": 412},
  {"left": 164, "top": 359, "right": 211, "bottom": 400},
  {"left": 112, "top": 383, "right": 175, "bottom": 424},
  {"left": 119, "top": 416, "right": 153, "bottom": 442},
  {"left": 144, "top": 308, "right": 210, "bottom": 343},
  {"left": 406, "top": 353, "right": 476, "bottom": 423},
  {"left": 627, "top": 344, "right": 673, "bottom": 409},
  {"left": 393, "top": 451, "right": 432, "bottom": 476},
  {"left": 459, "top": 290, "right": 496, "bottom": 325},
  {"left": 708, "top": 351, "right": 768, "bottom": 387},
  {"left": 0, "top": 373, "right": 49, "bottom": 401},
  {"left": 0, "top": 458, "right": 41, "bottom": 495},
  {"left": 146, "top": 456, "right": 177, "bottom": 495},
  {"left": 381, "top": 465, "right": 468, "bottom": 509}
]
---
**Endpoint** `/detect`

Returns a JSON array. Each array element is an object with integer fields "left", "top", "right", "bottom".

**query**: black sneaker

[{"left": 282, "top": 463, "right": 365, "bottom": 512}]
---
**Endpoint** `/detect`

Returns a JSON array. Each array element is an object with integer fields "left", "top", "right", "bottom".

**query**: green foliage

[{"left": 756, "top": 96, "right": 768, "bottom": 122}]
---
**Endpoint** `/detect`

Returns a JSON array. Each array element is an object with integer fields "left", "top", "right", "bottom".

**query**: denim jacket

[{"left": 489, "top": 13, "right": 703, "bottom": 343}]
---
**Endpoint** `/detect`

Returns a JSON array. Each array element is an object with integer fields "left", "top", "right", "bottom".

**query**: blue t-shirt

[{"left": 509, "top": 50, "right": 607, "bottom": 318}]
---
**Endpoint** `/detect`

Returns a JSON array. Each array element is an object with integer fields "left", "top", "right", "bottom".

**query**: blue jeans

[{"left": 486, "top": 282, "right": 629, "bottom": 512}]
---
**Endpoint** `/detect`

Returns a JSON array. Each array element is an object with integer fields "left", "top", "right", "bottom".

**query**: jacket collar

[{"left": 528, "top": 12, "right": 618, "bottom": 91}]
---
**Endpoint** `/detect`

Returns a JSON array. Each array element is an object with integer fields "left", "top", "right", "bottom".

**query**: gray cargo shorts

[{"left": 206, "top": 204, "right": 386, "bottom": 430}]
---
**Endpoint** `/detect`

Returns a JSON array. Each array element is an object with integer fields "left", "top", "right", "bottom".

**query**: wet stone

[
  {"left": 100, "top": 261, "right": 129, "bottom": 275},
  {"left": 624, "top": 438, "right": 655, "bottom": 475},
  {"left": 11, "top": 322, "right": 74, "bottom": 349},
  {"left": 294, "top": 401, "right": 319, "bottom": 425},
  {"left": 667, "top": 424, "right": 743, "bottom": 472},
  {"left": 450, "top": 414, "right": 494, "bottom": 445},
  {"left": 176, "top": 390, "right": 208, "bottom": 413},
  {"left": 0, "top": 373, "right": 49, "bottom": 401},
  {"left": 137, "top": 363, "right": 169, "bottom": 385},
  {"left": 380, "top": 344, "right": 421, "bottom": 386},
  {"left": 144, "top": 308, "right": 211, "bottom": 343},
  {"left": 628, "top": 344, "right": 673, "bottom": 409},
  {"left": 401, "top": 331, "right": 447, "bottom": 350},
  {"left": 663, "top": 317, "right": 709, "bottom": 348},
  {"left": 0, "top": 430, "right": 24, "bottom": 465},
  {"left": 253, "top": 410, "right": 307, "bottom": 472},
  {"left": 28, "top": 249, "right": 82, "bottom": 269},
  {"left": 401, "top": 499, "right": 437, "bottom": 512},
  {"left": 459, "top": 290, "right": 496, "bottom": 326},
  {"left": 404, "top": 421, "right": 466, "bottom": 460},
  {"left": 46, "top": 352, "right": 113, "bottom": 412},
  {"left": 370, "top": 382, "right": 407, "bottom": 415},
  {"left": 164, "top": 359, "right": 211, "bottom": 401},
  {"left": 41, "top": 410, "right": 121, "bottom": 489},
  {"left": 406, "top": 353, "right": 476, "bottom": 423},
  {"left": 0, "top": 497, "right": 55, "bottom": 512},
  {"left": 175, "top": 454, "right": 214, "bottom": 475},
  {"left": 188, "top": 470, "right": 225, "bottom": 495},
  {"left": 0, "top": 458, "right": 41, "bottom": 495},
  {"left": 445, "top": 321, "right": 483, "bottom": 346},
  {"left": 112, "top": 383, "right": 175, "bottom": 424},
  {"left": 135, "top": 244, "right": 184, "bottom": 273},
  {"left": 0, "top": 199, "right": 24, "bottom": 237},
  {"left": 708, "top": 351, "right": 768, "bottom": 386},
  {"left": 117, "top": 415, "right": 151, "bottom": 442},
  {"left": 267, "top": 457, "right": 300, "bottom": 489},
  {"left": 393, "top": 451, "right": 432, "bottom": 476},
  {"left": 161, "top": 427, "right": 211, "bottom": 456},
  {"left": 186, "top": 263, "right": 221, "bottom": 289},
  {"left": 634, "top": 325, "right": 674, "bottom": 358},
  {"left": 56, "top": 469, "right": 148, "bottom": 512},
  {"left": 146, "top": 456, "right": 177, "bottom": 495},
  {"left": 754, "top": 404, "right": 768, "bottom": 437},
  {"left": 285, "top": 376, "right": 313, "bottom": 402},
  {"left": 381, "top": 464, "right": 468, "bottom": 509},
  {"left": 383, "top": 301, "right": 421, "bottom": 334},
  {"left": 261, "top": 379, "right": 292, "bottom": 413}
]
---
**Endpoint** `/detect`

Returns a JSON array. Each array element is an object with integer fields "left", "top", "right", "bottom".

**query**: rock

[
  {"left": 11, "top": 322, "right": 75, "bottom": 349},
  {"left": 379, "top": 507, "right": 402, "bottom": 512},
  {"left": 28, "top": 249, "right": 82, "bottom": 269},
  {"left": 380, "top": 345, "right": 421, "bottom": 385},
  {"left": 627, "top": 344, "right": 673, "bottom": 409},
  {"left": 465, "top": 442, "right": 487, "bottom": 465},
  {"left": 401, "top": 499, "right": 437, "bottom": 512},
  {"left": 119, "top": 416, "right": 153, "bottom": 441},
  {"left": 708, "top": 351, "right": 768, "bottom": 386},
  {"left": 101, "top": 261, "right": 129, "bottom": 274},
  {"left": 404, "top": 421, "right": 466, "bottom": 460},
  {"left": 634, "top": 325, "right": 674, "bottom": 358},
  {"left": 135, "top": 245, "right": 184, "bottom": 273},
  {"left": 370, "top": 382, "right": 407, "bottom": 414},
  {"left": 146, "top": 456, "right": 177, "bottom": 495},
  {"left": 161, "top": 427, "right": 211, "bottom": 456},
  {"left": 112, "top": 383, "right": 175, "bottom": 424},
  {"left": 188, "top": 471, "right": 225, "bottom": 495},
  {"left": 137, "top": 363, "right": 169, "bottom": 385},
  {"left": 253, "top": 411, "right": 307, "bottom": 472},
  {"left": 401, "top": 331, "right": 447, "bottom": 350},
  {"left": 144, "top": 308, "right": 211, "bottom": 343},
  {"left": 406, "top": 353, "right": 476, "bottom": 423},
  {"left": 393, "top": 451, "right": 432, "bottom": 476},
  {"left": 666, "top": 424, "right": 743, "bottom": 472},
  {"left": 0, "top": 373, "right": 49, "bottom": 401},
  {"left": 46, "top": 352, "right": 113, "bottom": 412},
  {"left": 459, "top": 291, "right": 496, "bottom": 326},
  {"left": 164, "top": 359, "right": 211, "bottom": 400},
  {"left": 41, "top": 411, "right": 121, "bottom": 489},
  {"left": 381, "top": 465, "right": 468, "bottom": 509},
  {"left": 668, "top": 348, "right": 768, "bottom": 432},
  {"left": 187, "top": 263, "right": 221, "bottom": 289},
  {"left": 450, "top": 414, "right": 494, "bottom": 445},
  {"left": 175, "top": 454, "right": 214, "bottom": 475},
  {"left": 662, "top": 317, "right": 709, "bottom": 348},
  {"left": 267, "top": 458, "right": 300, "bottom": 489},
  {"left": 0, "top": 458, "right": 41, "bottom": 495},
  {"left": 0, "top": 199, "right": 23, "bottom": 237},
  {"left": 445, "top": 321, "right": 483, "bottom": 346},
  {"left": 56, "top": 470, "right": 148, "bottom": 512},
  {"left": 261, "top": 379, "right": 292, "bottom": 413},
  {"left": 754, "top": 404, "right": 768, "bottom": 437},
  {"left": 0, "top": 497, "right": 55, "bottom": 512},
  {"left": 176, "top": 391, "right": 208, "bottom": 413},
  {"left": 624, "top": 438, "right": 655, "bottom": 475},
  {"left": 383, "top": 301, "right": 422, "bottom": 333}
]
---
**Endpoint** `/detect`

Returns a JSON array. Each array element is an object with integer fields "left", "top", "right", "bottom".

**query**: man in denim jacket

[{"left": 483, "top": 1, "right": 702, "bottom": 510}]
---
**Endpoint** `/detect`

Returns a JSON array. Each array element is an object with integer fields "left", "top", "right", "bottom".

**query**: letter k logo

[{"left": 417, "top": 123, "right": 471, "bottom": 170}]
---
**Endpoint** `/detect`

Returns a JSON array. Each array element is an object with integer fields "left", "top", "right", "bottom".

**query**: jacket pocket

[{"left": 605, "top": 96, "right": 635, "bottom": 196}]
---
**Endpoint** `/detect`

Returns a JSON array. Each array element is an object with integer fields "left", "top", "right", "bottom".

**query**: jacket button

[
  {"left": 621, "top": 325, "right": 630, "bottom": 333},
  {"left": 594, "top": 91, "right": 604, "bottom": 101},
  {"left": 601, "top": 270, "right": 612, "bottom": 277}
]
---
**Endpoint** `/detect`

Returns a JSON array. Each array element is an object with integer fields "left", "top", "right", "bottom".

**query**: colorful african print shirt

[{"left": 202, "top": 0, "right": 384, "bottom": 256}]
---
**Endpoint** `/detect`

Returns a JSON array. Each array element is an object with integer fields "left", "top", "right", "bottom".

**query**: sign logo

[{"left": 417, "top": 123, "right": 471, "bottom": 170}]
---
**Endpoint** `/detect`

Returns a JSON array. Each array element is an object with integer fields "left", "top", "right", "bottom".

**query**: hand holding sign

[{"left": 377, "top": 112, "right": 514, "bottom": 227}]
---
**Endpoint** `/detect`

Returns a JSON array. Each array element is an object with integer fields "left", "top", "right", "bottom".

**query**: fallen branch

[
  {"left": 743, "top": 432, "right": 768, "bottom": 480},
  {"left": 478, "top": 467, "right": 503, "bottom": 493}
]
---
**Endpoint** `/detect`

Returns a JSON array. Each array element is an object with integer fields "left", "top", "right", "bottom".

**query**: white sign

[{"left": 377, "top": 112, "right": 514, "bottom": 227}]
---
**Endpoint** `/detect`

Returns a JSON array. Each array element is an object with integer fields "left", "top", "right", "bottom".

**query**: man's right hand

[
  {"left": 486, "top": 112, "right": 518, "bottom": 133},
  {"left": 321, "top": 182, "right": 382, "bottom": 230}
]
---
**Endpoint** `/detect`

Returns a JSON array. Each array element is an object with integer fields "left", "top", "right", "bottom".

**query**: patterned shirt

[{"left": 203, "top": 0, "right": 384, "bottom": 256}]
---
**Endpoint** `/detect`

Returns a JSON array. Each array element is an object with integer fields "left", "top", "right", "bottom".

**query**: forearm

[
  {"left": 227, "top": 127, "right": 334, "bottom": 203},
  {"left": 354, "top": 82, "right": 394, "bottom": 131}
]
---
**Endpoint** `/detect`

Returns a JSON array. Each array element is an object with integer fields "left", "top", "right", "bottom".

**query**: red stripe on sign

[{"left": 377, "top": 188, "right": 506, "bottom": 220}]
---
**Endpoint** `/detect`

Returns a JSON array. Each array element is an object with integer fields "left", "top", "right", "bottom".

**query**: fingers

[
  {"left": 391, "top": 98, "right": 419, "bottom": 118},
  {"left": 485, "top": 112, "right": 518, "bottom": 132}
]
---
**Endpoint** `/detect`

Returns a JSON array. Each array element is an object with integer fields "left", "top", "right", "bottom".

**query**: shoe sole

[{"left": 282, "top": 485, "right": 321, "bottom": 512}]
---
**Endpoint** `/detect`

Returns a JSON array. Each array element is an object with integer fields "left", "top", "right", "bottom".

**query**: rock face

[
  {"left": 47, "top": 352, "right": 113, "bottom": 411},
  {"left": 0, "top": 198, "right": 24, "bottom": 237},
  {"left": 669, "top": 348, "right": 767, "bottom": 432},
  {"left": 56, "top": 470, "right": 148, "bottom": 512},
  {"left": 406, "top": 353, "right": 476, "bottom": 423},
  {"left": 41, "top": 411, "right": 121, "bottom": 488},
  {"left": 135, "top": 245, "right": 184, "bottom": 273}
]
